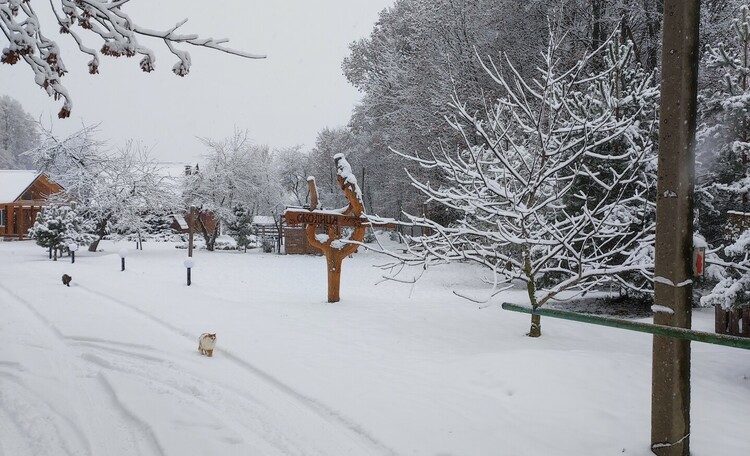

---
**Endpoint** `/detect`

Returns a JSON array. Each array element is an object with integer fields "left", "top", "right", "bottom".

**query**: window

[{"left": 0, "top": 208, "right": 5, "bottom": 227}]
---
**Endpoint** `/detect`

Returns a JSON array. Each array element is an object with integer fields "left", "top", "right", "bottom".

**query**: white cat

[{"left": 198, "top": 333, "right": 216, "bottom": 357}]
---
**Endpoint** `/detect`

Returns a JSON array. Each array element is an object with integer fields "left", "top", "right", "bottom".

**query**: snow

[
  {"left": 651, "top": 305, "right": 675, "bottom": 315},
  {"left": 252, "top": 215, "right": 276, "bottom": 226},
  {"left": 1, "top": 239, "right": 749, "bottom": 456},
  {"left": 693, "top": 234, "right": 708, "bottom": 248},
  {"left": 0, "top": 170, "right": 40, "bottom": 202},
  {"left": 653, "top": 276, "right": 692, "bottom": 288}
]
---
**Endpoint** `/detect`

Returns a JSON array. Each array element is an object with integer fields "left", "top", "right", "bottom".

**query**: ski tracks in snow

[{"left": 0, "top": 278, "right": 397, "bottom": 456}]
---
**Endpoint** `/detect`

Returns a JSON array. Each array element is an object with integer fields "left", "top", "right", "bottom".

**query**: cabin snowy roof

[
  {"left": 252, "top": 215, "right": 276, "bottom": 225},
  {"left": 0, "top": 170, "right": 42, "bottom": 202}
]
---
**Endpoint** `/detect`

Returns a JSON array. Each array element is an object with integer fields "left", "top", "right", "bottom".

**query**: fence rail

[{"left": 501, "top": 303, "right": 750, "bottom": 350}]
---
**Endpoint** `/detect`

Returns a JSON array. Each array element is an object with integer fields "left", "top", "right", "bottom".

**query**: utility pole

[{"left": 651, "top": 1, "right": 700, "bottom": 455}]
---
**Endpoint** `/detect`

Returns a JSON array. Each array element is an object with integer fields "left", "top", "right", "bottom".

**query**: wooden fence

[{"left": 715, "top": 305, "right": 750, "bottom": 338}]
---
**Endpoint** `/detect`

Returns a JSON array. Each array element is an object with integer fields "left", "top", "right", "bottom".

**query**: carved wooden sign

[
  {"left": 284, "top": 211, "right": 366, "bottom": 227},
  {"left": 283, "top": 154, "right": 366, "bottom": 303}
]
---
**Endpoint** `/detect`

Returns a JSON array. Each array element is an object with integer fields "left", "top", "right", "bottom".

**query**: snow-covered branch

[{"left": 0, "top": 0, "right": 265, "bottom": 118}]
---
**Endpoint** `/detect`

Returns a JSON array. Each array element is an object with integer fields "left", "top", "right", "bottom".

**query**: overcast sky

[{"left": 2, "top": 0, "right": 394, "bottom": 162}]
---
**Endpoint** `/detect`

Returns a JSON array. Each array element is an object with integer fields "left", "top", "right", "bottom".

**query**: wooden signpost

[{"left": 284, "top": 154, "right": 366, "bottom": 303}]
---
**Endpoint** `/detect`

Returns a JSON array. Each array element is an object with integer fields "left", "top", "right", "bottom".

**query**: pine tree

[
  {"left": 28, "top": 200, "right": 95, "bottom": 260},
  {"left": 226, "top": 205, "right": 254, "bottom": 252}
]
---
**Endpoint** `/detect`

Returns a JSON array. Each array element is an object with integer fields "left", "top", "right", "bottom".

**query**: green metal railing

[{"left": 501, "top": 303, "right": 750, "bottom": 350}]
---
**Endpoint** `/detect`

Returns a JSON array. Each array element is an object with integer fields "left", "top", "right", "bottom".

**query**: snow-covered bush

[
  {"left": 701, "top": 230, "right": 750, "bottom": 308},
  {"left": 261, "top": 237, "right": 275, "bottom": 253}
]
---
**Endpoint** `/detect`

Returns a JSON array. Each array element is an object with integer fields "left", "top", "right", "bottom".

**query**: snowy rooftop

[
  {"left": 252, "top": 215, "right": 276, "bottom": 225},
  {"left": 0, "top": 170, "right": 41, "bottom": 202}
]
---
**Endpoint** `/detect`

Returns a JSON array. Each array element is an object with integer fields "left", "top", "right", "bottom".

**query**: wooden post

[
  {"left": 287, "top": 156, "right": 366, "bottom": 303},
  {"left": 7, "top": 206, "right": 15, "bottom": 237},
  {"left": 651, "top": 1, "right": 699, "bottom": 455},
  {"left": 308, "top": 177, "right": 319, "bottom": 210},
  {"left": 715, "top": 304, "right": 728, "bottom": 334},
  {"left": 17, "top": 207, "right": 24, "bottom": 239},
  {"left": 743, "top": 308, "right": 750, "bottom": 337},
  {"left": 729, "top": 308, "right": 741, "bottom": 336}
]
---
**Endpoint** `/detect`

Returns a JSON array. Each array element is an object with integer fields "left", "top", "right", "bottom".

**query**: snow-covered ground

[{"left": 0, "top": 239, "right": 748, "bottom": 456}]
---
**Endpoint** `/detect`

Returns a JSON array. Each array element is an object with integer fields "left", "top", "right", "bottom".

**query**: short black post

[
  {"left": 49, "top": 246, "right": 52, "bottom": 259},
  {"left": 71, "top": 251, "right": 75, "bottom": 264},
  {"left": 184, "top": 258, "right": 194, "bottom": 286},
  {"left": 118, "top": 248, "right": 128, "bottom": 272}
]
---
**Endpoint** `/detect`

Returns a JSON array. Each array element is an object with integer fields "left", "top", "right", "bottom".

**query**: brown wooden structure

[
  {"left": 284, "top": 155, "right": 366, "bottom": 302},
  {"left": 715, "top": 305, "right": 750, "bottom": 338},
  {"left": 0, "top": 171, "right": 63, "bottom": 239},
  {"left": 284, "top": 225, "right": 323, "bottom": 255}
]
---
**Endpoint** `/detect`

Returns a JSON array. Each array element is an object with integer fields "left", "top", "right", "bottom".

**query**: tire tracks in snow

[
  {"left": 0, "top": 282, "right": 163, "bottom": 456},
  {"left": 76, "top": 340, "right": 302, "bottom": 455},
  {"left": 76, "top": 283, "right": 400, "bottom": 456},
  {"left": 0, "top": 284, "right": 93, "bottom": 456}
]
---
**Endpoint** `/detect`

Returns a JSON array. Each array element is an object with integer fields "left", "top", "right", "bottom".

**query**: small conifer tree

[{"left": 28, "top": 199, "right": 94, "bottom": 260}]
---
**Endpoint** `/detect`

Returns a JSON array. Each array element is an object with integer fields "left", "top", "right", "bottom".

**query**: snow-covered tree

[
  {"left": 696, "top": 3, "right": 750, "bottom": 246},
  {"left": 274, "top": 145, "right": 311, "bottom": 207},
  {"left": 696, "top": 4, "right": 750, "bottom": 309},
  {"left": 28, "top": 197, "right": 94, "bottom": 260},
  {"left": 26, "top": 126, "right": 174, "bottom": 251},
  {"left": 0, "top": 0, "right": 264, "bottom": 118},
  {"left": 0, "top": 95, "right": 38, "bottom": 169},
  {"left": 375, "top": 31, "right": 658, "bottom": 337},
  {"left": 184, "top": 130, "right": 284, "bottom": 251}
]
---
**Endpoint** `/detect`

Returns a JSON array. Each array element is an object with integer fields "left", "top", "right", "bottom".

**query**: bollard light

[
  {"left": 119, "top": 248, "right": 128, "bottom": 271},
  {"left": 69, "top": 242, "right": 78, "bottom": 264},
  {"left": 184, "top": 258, "right": 195, "bottom": 286}
]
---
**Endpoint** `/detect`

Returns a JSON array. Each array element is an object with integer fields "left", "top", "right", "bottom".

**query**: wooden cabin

[{"left": 0, "top": 171, "right": 63, "bottom": 239}]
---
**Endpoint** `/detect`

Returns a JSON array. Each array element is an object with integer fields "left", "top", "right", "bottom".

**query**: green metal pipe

[{"left": 501, "top": 303, "right": 750, "bottom": 350}]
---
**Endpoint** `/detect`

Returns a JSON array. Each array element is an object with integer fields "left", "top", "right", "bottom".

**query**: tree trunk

[
  {"left": 88, "top": 236, "right": 102, "bottom": 252},
  {"left": 88, "top": 218, "right": 109, "bottom": 252},
  {"left": 529, "top": 313, "right": 541, "bottom": 338},
  {"left": 524, "top": 253, "right": 541, "bottom": 337}
]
